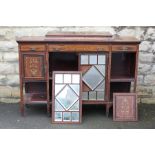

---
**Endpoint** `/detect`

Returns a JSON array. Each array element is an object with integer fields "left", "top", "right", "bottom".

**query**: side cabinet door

[
  {"left": 80, "top": 53, "right": 107, "bottom": 101},
  {"left": 22, "top": 53, "right": 46, "bottom": 80}
]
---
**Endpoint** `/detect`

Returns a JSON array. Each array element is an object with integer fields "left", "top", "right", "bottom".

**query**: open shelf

[
  {"left": 110, "top": 82, "right": 131, "bottom": 101},
  {"left": 24, "top": 82, "right": 47, "bottom": 103},
  {"left": 49, "top": 52, "right": 79, "bottom": 78},
  {"left": 111, "top": 52, "right": 136, "bottom": 81}
]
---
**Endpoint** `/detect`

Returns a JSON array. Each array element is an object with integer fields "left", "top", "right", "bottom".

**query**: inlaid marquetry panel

[
  {"left": 23, "top": 54, "right": 46, "bottom": 79},
  {"left": 113, "top": 93, "right": 138, "bottom": 121}
]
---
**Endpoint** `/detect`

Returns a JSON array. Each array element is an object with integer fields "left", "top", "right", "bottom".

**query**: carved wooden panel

[
  {"left": 23, "top": 54, "right": 45, "bottom": 79},
  {"left": 113, "top": 93, "right": 138, "bottom": 121}
]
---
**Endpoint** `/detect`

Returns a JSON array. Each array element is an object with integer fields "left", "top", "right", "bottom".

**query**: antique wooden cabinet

[{"left": 17, "top": 32, "right": 140, "bottom": 117}]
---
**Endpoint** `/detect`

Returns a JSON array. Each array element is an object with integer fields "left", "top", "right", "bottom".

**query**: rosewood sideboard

[{"left": 17, "top": 32, "right": 140, "bottom": 117}]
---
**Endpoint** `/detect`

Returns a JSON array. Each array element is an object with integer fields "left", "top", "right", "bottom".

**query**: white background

[{"left": 0, "top": 0, "right": 155, "bottom": 155}]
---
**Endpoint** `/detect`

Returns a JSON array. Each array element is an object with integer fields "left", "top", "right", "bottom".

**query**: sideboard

[{"left": 17, "top": 32, "right": 140, "bottom": 117}]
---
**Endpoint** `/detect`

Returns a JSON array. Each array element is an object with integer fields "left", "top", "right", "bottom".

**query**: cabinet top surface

[{"left": 16, "top": 32, "right": 140, "bottom": 44}]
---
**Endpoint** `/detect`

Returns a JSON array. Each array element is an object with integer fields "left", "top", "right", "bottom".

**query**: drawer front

[
  {"left": 112, "top": 45, "right": 137, "bottom": 52},
  {"left": 49, "top": 44, "right": 109, "bottom": 52},
  {"left": 20, "top": 44, "right": 46, "bottom": 52}
]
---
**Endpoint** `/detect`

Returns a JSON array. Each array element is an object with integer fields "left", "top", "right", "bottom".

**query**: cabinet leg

[
  {"left": 106, "top": 105, "right": 110, "bottom": 117},
  {"left": 47, "top": 104, "right": 51, "bottom": 117},
  {"left": 20, "top": 104, "right": 25, "bottom": 116}
]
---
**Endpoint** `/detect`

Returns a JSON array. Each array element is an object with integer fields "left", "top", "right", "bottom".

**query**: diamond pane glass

[
  {"left": 95, "top": 81, "right": 105, "bottom": 91},
  {"left": 55, "top": 100, "right": 65, "bottom": 111},
  {"left": 89, "top": 91, "right": 96, "bottom": 100},
  {"left": 64, "top": 74, "right": 71, "bottom": 83},
  {"left": 82, "top": 92, "right": 88, "bottom": 100},
  {"left": 98, "top": 55, "right": 106, "bottom": 64},
  {"left": 55, "top": 74, "right": 63, "bottom": 83},
  {"left": 56, "top": 85, "right": 78, "bottom": 110},
  {"left": 89, "top": 55, "right": 97, "bottom": 64},
  {"left": 55, "top": 112, "right": 62, "bottom": 121},
  {"left": 83, "top": 66, "right": 103, "bottom": 90},
  {"left": 72, "top": 112, "right": 79, "bottom": 122},
  {"left": 63, "top": 112, "right": 71, "bottom": 121},
  {"left": 55, "top": 84, "right": 65, "bottom": 95},
  {"left": 69, "top": 84, "right": 79, "bottom": 95},
  {"left": 95, "top": 65, "right": 105, "bottom": 76},
  {"left": 53, "top": 72, "right": 81, "bottom": 123},
  {"left": 97, "top": 91, "right": 105, "bottom": 100},
  {"left": 70, "top": 100, "right": 79, "bottom": 111},
  {"left": 72, "top": 74, "right": 80, "bottom": 83},
  {"left": 81, "top": 55, "right": 88, "bottom": 64}
]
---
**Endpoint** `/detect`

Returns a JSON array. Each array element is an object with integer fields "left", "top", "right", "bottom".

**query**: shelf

[
  {"left": 110, "top": 76, "right": 135, "bottom": 82},
  {"left": 24, "top": 93, "right": 47, "bottom": 104}
]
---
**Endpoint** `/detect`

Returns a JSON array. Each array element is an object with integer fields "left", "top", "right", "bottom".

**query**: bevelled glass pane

[
  {"left": 69, "top": 84, "right": 79, "bottom": 95},
  {"left": 89, "top": 55, "right": 97, "bottom": 64},
  {"left": 97, "top": 91, "right": 105, "bottom": 100},
  {"left": 72, "top": 112, "right": 79, "bottom": 122},
  {"left": 83, "top": 66, "right": 103, "bottom": 90},
  {"left": 55, "top": 84, "right": 65, "bottom": 95},
  {"left": 81, "top": 55, "right": 88, "bottom": 64},
  {"left": 55, "top": 74, "right": 63, "bottom": 83},
  {"left": 70, "top": 100, "right": 79, "bottom": 111},
  {"left": 63, "top": 112, "right": 71, "bottom": 121},
  {"left": 55, "top": 112, "right": 62, "bottom": 121},
  {"left": 56, "top": 85, "right": 78, "bottom": 110},
  {"left": 89, "top": 91, "right": 96, "bottom": 100},
  {"left": 95, "top": 81, "right": 105, "bottom": 91},
  {"left": 64, "top": 74, "right": 71, "bottom": 83},
  {"left": 55, "top": 100, "right": 65, "bottom": 111},
  {"left": 98, "top": 55, "right": 106, "bottom": 64},
  {"left": 95, "top": 65, "right": 105, "bottom": 76},
  {"left": 82, "top": 92, "right": 88, "bottom": 100},
  {"left": 72, "top": 74, "right": 80, "bottom": 83}
]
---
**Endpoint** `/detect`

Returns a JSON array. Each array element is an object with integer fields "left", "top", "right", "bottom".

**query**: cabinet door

[
  {"left": 22, "top": 53, "right": 46, "bottom": 80},
  {"left": 80, "top": 53, "right": 107, "bottom": 101}
]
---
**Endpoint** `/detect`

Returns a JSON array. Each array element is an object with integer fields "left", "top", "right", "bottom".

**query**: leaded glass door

[
  {"left": 80, "top": 53, "right": 106, "bottom": 101},
  {"left": 52, "top": 72, "right": 82, "bottom": 123}
]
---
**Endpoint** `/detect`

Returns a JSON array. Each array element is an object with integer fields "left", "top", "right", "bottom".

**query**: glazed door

[
  {"left": 79, "top": 53, "right": 107, "bottom": 101},
  {"left": 22, "top": 52, "right": 46, "bottom": 80}
]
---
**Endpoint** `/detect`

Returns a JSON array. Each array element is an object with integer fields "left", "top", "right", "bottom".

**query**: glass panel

[
  {"left": 69, "top": 100, "right": 79, "bottom": 111},
  {"left": 89, "top": 55, "right": 97, "bottom": 64},
  {"left": 63, "top": 112, "right": 71, "bottom": 121},
  {"left": 83, "top": 66, "right": 103, "bottom": 90},
  {"left": 69, "top": 84, "right": 79, "bottom": 95},
  {"left": 72, "top": 112, "right": 79, "bottom": 122},
  {"left": 95, "top": 81, "right": 105, "bottom": 91},
  {"left": 82, "top": 92, "right": 88, "bottom": 100},
  {"left": 95, "top": 65, "right": 105, "bottom": 76},
  {"left": 55, "top": 74, "right": 63, "bottom": 83},
  {"left": 55, "top": 84, "right": 65, "bottom": 95},
  {"left": 56, "top": 85, "right": 78, "bottom": 110},
  {"left": 55, "top": 100, "right": 65, "bottom": 111},
  {"left": 72, "top": 74, "right": 80, "bottom": 84},
  {"left": 81, "top": 55, "right": 88, "bottom": 64},
  {"left": 98, "top": 55, "right": 106, "bottom": 64},
  {"left": 97, "top": 91, "right": 105, "bottom": 100},
  {"left": 64, "top": 74, "right": 71, "bottom": 83},
  {"left": 89, "top": 91, "right": 96, "bottom": 100},
  {"left": 55, "top": 112, "right": 62, "bottom": 121}
]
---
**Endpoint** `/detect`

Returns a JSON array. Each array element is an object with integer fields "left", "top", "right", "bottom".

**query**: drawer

[
  {"left": 49, "top": 44, "right": 109, "bottom": 52},
  {"left": 20, "top": 44, "right": 46, "bottom": 52},
  {"left": 112, "top": 45, "right": 137, "bottom": 52}
]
